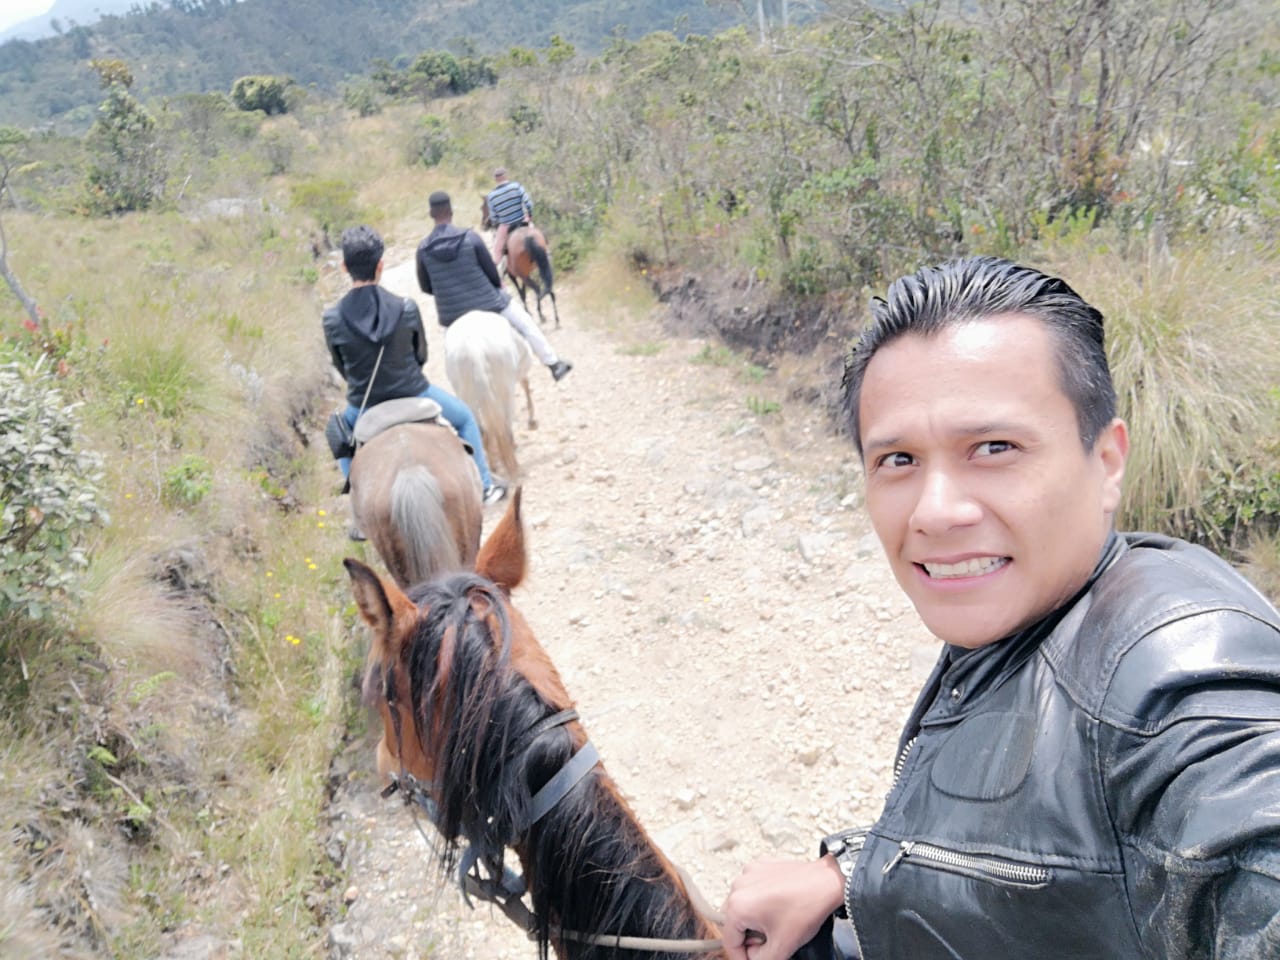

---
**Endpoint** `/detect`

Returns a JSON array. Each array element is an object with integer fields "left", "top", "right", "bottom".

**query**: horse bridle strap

[{"left": 520, "top": 739, "right": 599, "bottom": 833}]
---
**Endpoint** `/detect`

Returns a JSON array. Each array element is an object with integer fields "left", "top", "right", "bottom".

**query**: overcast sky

[{"left": 0, "top": 1, "right": 56, "bottom": 34}]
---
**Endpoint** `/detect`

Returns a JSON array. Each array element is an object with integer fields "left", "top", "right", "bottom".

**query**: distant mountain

[
  {"left": 0, "top": 0, "right": 742, "bottom": 130},
  {"left": 1, "top": 0, "right": 149, "bottom": 43}
]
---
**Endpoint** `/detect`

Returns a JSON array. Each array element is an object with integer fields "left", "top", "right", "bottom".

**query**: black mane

[{"left": 398, "top": 572, "right": 708, "bottom": 959}]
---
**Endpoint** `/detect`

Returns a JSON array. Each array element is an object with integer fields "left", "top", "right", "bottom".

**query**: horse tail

[
  {"left": 527, "top": 235, "right": 553, "bottom": 293},
  {"left": 389, "top": 465, "right": 460, "bottom": 586}
]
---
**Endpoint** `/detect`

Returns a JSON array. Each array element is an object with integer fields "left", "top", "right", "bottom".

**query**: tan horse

[
  {"left": 345, "top": 490, "right": 727, "bottom": 959},
  {"left": 348, "top": 420, "right": 482, "bottom": 590},
  {"left": 482, "top": 198, "right": 562, "bottom": 329}
]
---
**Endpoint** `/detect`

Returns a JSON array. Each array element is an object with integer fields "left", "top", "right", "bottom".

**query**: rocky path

[{"left": 323, "top": 255, "right": 939, "bottom": 959}]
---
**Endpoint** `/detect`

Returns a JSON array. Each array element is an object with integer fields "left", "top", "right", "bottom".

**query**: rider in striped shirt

[{"left": 486, "top": 168, "right": 534, "bottom": 268}]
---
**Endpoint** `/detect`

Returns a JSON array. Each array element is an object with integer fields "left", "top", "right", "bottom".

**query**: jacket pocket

[{"left": 880, "top": 839, "right": 1051, "bottom": 889}]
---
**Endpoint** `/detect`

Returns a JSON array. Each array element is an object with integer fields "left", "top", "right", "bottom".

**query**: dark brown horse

[
  {"left": 482, "top": 198, "right": 562, "bottom": 329},
  {"left": 348, "top": 420, "right": 483, "bottom": 590},
  {"left": 346, "top": 490, "right": 724, "bottom": 959}
]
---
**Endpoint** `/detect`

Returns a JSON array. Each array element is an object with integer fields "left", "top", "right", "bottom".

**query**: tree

[
  {"left": 83, "top": 59, "right": 167, "bottom": 214},
  {"left": 0, "top": 127, "right": 41, "bottom": 329},
  {"left": 230, "top": 75, "right": 292, "bottom": 115},
  {"left": 408, "top": 51, "right": 462, "bottom": 99}
]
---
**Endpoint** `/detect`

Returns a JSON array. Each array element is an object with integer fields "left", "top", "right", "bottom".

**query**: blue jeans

[{"left": 338, "top": 385, "right": 493, "bottom": 491}]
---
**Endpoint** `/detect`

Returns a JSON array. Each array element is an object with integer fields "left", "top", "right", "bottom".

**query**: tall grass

[
  {"left": 1046, "top": 241, "right": 1280, "bottom": 549},
  {"left": 0, "top": 96, "right": 377, "bottom": 957}
]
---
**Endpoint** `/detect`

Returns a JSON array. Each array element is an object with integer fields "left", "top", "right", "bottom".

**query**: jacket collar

[{"left": 901, "top": 531, "right": 1125, "bottom": 738}]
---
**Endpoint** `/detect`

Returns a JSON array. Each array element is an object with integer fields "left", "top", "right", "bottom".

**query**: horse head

[
  {"left": 480, "top": 197, "right": 494, "bottom": 231},
  {"left": 348, "top": 489, "right": 566, "bottom": 784},
  {"left": 346, "top": 488, "right": 721, "bottom": 957}
]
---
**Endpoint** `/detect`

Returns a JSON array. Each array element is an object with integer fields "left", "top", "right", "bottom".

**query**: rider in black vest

[{"left": 416, "top": 190, "right": 572, "bottom": 382}]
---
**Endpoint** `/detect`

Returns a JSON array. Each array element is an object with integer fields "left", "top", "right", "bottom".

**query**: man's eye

[
  {"left": 975, "top": 441, "right": 1015, "bottom": 457},
  {"left": 877, "top": 452, "right": 915, "bottom": 469}
]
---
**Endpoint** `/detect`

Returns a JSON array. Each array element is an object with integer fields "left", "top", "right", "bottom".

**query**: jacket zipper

[
  {"left": 842, "top": 735, "right": 916, "bottom": 953},
  {"left": 881, "top": 839, "right": 1051, "bottom": 887},
  {"left": 840, "top": 830, "right": 867, "bottom": 958},
  {"left": 890, "top": 736, "right": 917, "bottom": 787}
]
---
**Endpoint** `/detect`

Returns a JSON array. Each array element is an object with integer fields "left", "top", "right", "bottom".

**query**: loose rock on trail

[{"left": 323, "top": 254, "right": 938, "bottom": 959}]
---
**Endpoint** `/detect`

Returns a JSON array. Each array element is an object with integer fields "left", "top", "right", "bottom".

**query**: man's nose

[{"left": 910, "top": 468, "right": 982, "bottom": 534}]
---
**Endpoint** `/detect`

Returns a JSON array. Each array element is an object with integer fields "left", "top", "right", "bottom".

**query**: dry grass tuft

[
  {"left": 1046, "top": 242, "right": 1280, "bottom": 540},
  {"left": 1243, "top": 532, "right": 1280, "bottom": 605}
]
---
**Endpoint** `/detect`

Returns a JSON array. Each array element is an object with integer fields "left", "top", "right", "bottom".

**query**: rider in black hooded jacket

[{"left": 322, "top": 225, "right": 505, "bottom": 506}]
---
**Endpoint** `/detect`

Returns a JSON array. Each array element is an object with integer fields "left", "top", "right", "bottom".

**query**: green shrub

[
  {"left": 289, "top": 178, "right": 360, "bottom": 248},
  {"left": 259, "top": 127, "right": 296, "bottom": 176},
  {"left": 407, "top": 116, "right": 450, "bottom": 168},
  {"left": 1195, "top": 435, "right": 1280, "bottom": 554},
  {"left": 342, "top": 79, "right": 382, "bottom": 117},
  {"left": 83, "top": 63, "right": 167, "bottom": 215},
  {"left": 231, "top": 75, "right": 293, "bottom": 115},
  {"left": 115, "top": 338, "right": 199, "bottom": 420},
  {"left": 162, "top": 455, "right": 213, "bottom": 508},
  {"left": 0, "top": 357, "right": 108, "bottom": 622}
]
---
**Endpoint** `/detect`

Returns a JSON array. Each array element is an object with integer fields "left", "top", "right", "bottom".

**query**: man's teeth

[{"left": 923, "top": 557, "right": 1008, "bottom": 579}]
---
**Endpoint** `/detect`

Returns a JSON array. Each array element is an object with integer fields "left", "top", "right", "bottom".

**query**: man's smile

[{"left": 919, "top": 556, "right": 1011, "bottom": 579}]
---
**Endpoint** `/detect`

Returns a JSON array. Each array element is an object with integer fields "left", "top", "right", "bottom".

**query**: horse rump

[{"left": 444, "top": 311, "right": 531, "bottom": 481}]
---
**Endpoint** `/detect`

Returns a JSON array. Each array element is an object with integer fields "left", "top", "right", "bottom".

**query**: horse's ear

[
  {"left": 475, "top": 487, "right": 526, "bottom": 593},
  {"left": 345, "top": 558, "right": 417, "bottom": 649}
]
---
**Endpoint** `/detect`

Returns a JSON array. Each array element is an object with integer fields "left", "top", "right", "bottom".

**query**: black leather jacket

[
  {"left": 840, "top": 532, "right": 1280, "bottom": 959},
  {"left": 322, "top": 285, "right": 429, "bottom": 408}
]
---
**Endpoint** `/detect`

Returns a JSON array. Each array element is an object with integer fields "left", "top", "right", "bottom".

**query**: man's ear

[
  {"left": 1095, "top": 417, "right": 1129, "bottom": 515},
  {"left": 374, "top": 259, "right": 384, "bottom": 281}
]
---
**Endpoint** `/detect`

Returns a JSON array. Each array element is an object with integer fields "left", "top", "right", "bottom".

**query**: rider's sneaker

[
  {"left": 347, "top": 523, "right": 367, "bottom": 542},
  {"left": 483, "top": 483, "right": 508, "bottom": 507},
  {"left": 549, "top": 359, "right": 573, "bottom": 382}
]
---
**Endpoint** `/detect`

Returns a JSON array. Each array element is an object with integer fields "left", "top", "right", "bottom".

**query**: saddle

[{"left": 353, "top": 396, "right": 443, "bottom": 444}]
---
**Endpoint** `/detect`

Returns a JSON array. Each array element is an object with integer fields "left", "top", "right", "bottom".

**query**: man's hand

[{"left": 720, "top": 856, "right": 846, "bottom": 960}]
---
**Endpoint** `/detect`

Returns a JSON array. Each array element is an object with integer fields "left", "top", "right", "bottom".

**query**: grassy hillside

[{"left": 0, "top": 0, "right": 741, "bottom": 129}]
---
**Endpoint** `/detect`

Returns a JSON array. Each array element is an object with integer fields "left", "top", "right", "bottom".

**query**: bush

[
  {"left": 407, "top": 115, "right": 450, "bottom": 167},
  {"left": 162, "top": 455, "right": 213, "bottom": 508},
  {"left": 83, "top": 71, "right": 166, "bottom": 214},
  {"left": 231, "top": 75, "right": 293, "bottom": 115},
  {"left": 290, "top": 178, "right": 360, "bottom": 249},
  {"left": 342, "top": 79, "right": 382, "bottom": 117},
  {"left": 0, "top": 357, "right": 108, "bottom": 622}
]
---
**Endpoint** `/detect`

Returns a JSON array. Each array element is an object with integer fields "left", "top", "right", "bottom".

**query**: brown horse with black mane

[
  {"left": 346, "top": 490, "right": 726, "bottom": 959},
  {"left": 482, "top": 198, "right": 562, "bottom": 329}
]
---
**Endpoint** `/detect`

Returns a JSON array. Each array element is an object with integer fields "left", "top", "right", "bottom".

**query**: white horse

[{"left": 444, "top": 310, "right": 535, "bottom": 482}]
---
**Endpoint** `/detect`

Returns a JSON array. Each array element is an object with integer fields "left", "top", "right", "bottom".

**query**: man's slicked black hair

[{"left": 841, "top": 256, "right": 1115, "bottom": 455}]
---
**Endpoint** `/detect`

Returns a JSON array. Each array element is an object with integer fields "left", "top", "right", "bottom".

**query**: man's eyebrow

[
  {"left": 861, "top": 433, "right": 902, "bottom": 454},
  {"left": 863, "top": 421, "right": 1031, "bottom": 453}
]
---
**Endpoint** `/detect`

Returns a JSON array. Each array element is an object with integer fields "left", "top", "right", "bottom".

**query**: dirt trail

[{"left": 324, "top": 254, "right": 939, "bottom": 959}]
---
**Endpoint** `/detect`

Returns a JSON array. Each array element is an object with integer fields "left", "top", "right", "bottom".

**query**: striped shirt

[{"left": 486, "top": 180, "right": 533, "bottom": 226}]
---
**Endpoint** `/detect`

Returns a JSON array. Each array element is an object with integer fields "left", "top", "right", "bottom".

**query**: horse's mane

[{"left": 398, "top": 572, "right": 707, "bottom": 960}]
